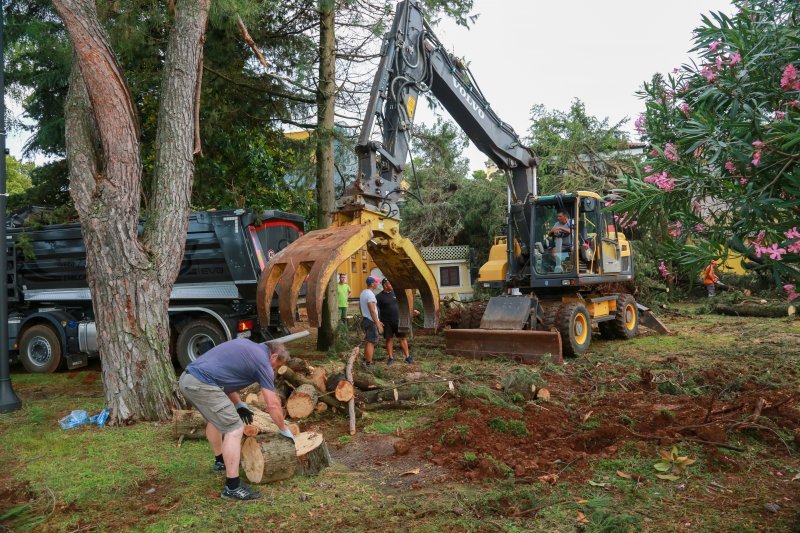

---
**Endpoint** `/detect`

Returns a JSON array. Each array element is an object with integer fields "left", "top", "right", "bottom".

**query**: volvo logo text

[{"left": 452, "top": 78, "right": 486, "bottom": 119}]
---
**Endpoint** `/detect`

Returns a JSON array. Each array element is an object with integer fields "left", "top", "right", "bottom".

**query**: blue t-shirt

[{"left": 186, "top": 338, "right": 275, "bottom": 393}]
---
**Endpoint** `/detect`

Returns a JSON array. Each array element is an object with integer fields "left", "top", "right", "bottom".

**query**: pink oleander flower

[
  {"left": 680, "top": 102, "right": 691, "bottom": 118},
  {"left": 709, "top": 40, "right": 722, "bottom": 52},
  {"left": 649, "top": 149, "right": 659, "bottom": 156},
  {"left": 716, "top": 56, "right": 724, "bottom": 70},
  {"left": 740, "top": 177, "right": 749, "bottom": 185},
  {"left": 693, "top": 200, "right": 702, "bottom": 214},
  {"left": 755, "top": 230, "right": 766, "bottom": 244},
  {"left": 753, "top": 243, "right": 765, "bottom": 258},
  {"left": 701, "top": 65, "right": 716, "bottom": 82},
  {"left": 766, "top": 243, "right": 787, "bottom": 260},
  {"left": 644, "top": 171, "right": 676, "bottom": 191},
  {"left": 788, "top": 242, "right": 800, "bottom": 254},
  {"left": 664, "top": 143, "right": 679, "bottom": 162},
  {"left": 784, "top": 227, "right": 800, "bottom": 239},
  {"left": 634, "top": 114, "right": 647, "bottom": 136},
  {"left": 669, "top": 221, "right": 683, "bottom": 238},
  {"left": 784, "top": 284, "right": 796, "bottom": 294},
  {"left": 751, "top": 140, "right": 764, "bottom": 166},
  {"left": 724, "top": 161, "right": 736, "bottom": 173},
  {"left": 643, "top": 166, "right": 653, "bottom": 173},
  {"left": 729, "top": 52, "right": 742, "bottom": 65},
  {"left": 695, "top": 223, "right": 706, "bottom": 233},
  {"left": 658, "top": 260, "right": 670, "bottom": 279},
  {"left": 790, "top": 293, "right": 800, "bottom": 302},
  {"left": 781, "top": 64, "right": 800, "bottom": 91},
  {"left": 672, "top": 67, "right": 680, "bottom": 74},
  {"left": 775, "top": 110, "right": 786, "bottom": 120}
]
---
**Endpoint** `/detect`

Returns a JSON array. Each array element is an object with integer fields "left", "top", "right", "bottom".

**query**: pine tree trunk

[
  {"left": 315, "top": 0, "right": 338, "bottom": 351},
  {"left": 55, "top": 0, "right": 209, "bottom": 423}
]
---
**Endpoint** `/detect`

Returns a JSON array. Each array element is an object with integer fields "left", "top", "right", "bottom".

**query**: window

[
  {"left": 362, "top": 262, "right": 367, "bottom": 273},
  {"left": 440, "top": 266, "right": 460, "bottom": 287},
  {"left": 361, "top": 250, "right": 367, "bottom": 259},
  {"left": 350, "top": 262, "right": 356, "bottom": 273}
]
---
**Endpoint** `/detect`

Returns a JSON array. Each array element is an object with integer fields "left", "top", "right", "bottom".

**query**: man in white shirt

[{"left": 359, "top": 276, "right": 383, "bottom": 366}]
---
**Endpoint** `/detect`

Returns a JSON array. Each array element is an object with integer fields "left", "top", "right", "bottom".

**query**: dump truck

[
  {"left": 258, "top": 0, "right": 666, "bottom": 361},
  {"left": 6, "top": 209, "right": 303, "bottom": 372}
]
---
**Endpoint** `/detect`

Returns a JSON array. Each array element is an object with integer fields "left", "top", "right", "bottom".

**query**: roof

[{"left": 421, "top": 245, "right": 470, "bottom": 262}]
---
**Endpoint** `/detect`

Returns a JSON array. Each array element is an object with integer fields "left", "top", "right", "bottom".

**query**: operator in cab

[{"left": 548, "top": 210, "right": 573, "bottom": 273}]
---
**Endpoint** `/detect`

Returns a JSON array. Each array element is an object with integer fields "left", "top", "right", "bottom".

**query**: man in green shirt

[{"left": 337, "top": 273, "right": 351, "bottom": 320}]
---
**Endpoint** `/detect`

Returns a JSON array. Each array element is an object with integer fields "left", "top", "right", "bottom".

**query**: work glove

[
  {"left": 235, "top": 402, "right": 254, "bottom": 425},
  {"left": 279, "top": 427, "right": 296, "bottom": 443}
]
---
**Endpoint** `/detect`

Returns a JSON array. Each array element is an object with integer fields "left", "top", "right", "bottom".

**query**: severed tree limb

[{"left": 346, "top": 347, "right": 358, "bottom": 435}]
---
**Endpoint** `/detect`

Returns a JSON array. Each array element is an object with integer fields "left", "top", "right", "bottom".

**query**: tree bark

[
  {"left": 315, "top": 0, "right": 338, "bottom": 351},
  {"left": 55, "top": 0, "right": 210, "bottom": 423},
  {"left": 294, "top": 431, "right": 332, "bottom": 476}
]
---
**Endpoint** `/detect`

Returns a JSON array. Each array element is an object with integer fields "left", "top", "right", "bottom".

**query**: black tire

[
  {"left": 608, "top": 293, "right": 639, "bottom": 340},
  {"left": 19, "top": 324, "right": 63, "bottom": 373},
  {"left": 556, "top": 302, "right": 592, "bottom": 357},
  {"left": 176, "top": 320, "right": 226, "bottom": 369}
]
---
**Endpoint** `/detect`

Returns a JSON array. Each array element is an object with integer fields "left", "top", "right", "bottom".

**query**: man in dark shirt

[
  {"left": 376, "top": 279, "right": 413, "bottom": 365},
  {"left": 178, "top": 338, "right": 292, "bottom": 501}
]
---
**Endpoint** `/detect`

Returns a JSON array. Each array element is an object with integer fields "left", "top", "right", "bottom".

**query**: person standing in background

[
  {"left": 337, "top": 273, "right": 351, "bottom": 322},
  {"left": 376, "top": 278, "right": 413, "bottom": 365},
  {"left": 359, "top": 276, "right": 383, "bottom": 366}
]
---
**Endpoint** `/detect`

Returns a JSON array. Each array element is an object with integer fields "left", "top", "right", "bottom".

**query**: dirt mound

[{"left": 411, "top": 385, "right": 800, "bottom": 482}]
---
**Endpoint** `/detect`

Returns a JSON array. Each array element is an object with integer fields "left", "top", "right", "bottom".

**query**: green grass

[{"left": 1, "top": 300, "right": 798, "bottom": 531}]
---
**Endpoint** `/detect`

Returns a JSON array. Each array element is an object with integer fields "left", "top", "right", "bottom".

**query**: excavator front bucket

[
  {"left": 444, "top": 296, "right": 564, "bottom": 364},
  {"left": 444, "top": 329, "right": 563, "bottom": 365},
  {"left": 257, "top": 208, "right": 439, "bottom": 333}
]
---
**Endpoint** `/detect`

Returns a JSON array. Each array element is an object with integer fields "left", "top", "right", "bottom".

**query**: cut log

[
  {"left": 294, "top": 431, "right": 332, "bottom": 476},
  {"left": 240, "top": 435, "right": 298, "bottom": 484},
  {"left": 244, "top": 392, "right": 267, "bottom": 411},
  {"left": 536, "top": 388, "right": 551, "bottom": 401},
  {"left": 325, "top": 373, "right": 355, "bottom": 402},
  {"left": 356, "top": 387, "right": 422, "bottom": 404},
  {"left": 240, "top": 383, "right": 261, "bottom": 396},
  {"left": 287, "top": 384, "right": 319, "bottom": 419},
  {"left": 286, "top": 357, "right": 310, "bottom": 374},
  {"left": 352, "top": 373, "right": 379, "bottom": 391},
  {"left": 326, "top": 372, "right": 347, "bottom": 392},
  {"left": 712, "top": 303, "right": 796, "bottom": 318},
  {"left": 315, "top": 402, "right": 328, "bottom": 413},
  {"left": 173, "top": 409, "right": 207, "bottom": 439},
  {"left": 309, "top": 367, "right": 328, "bottom": 393},
  {"left": 278, "top": 365, "right": 363, "bottom": 417},
  {"left": 335, "top": 380, "right": 355, "bottom": 402}
]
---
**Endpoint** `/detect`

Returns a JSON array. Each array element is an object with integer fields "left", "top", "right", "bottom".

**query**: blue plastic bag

[
  {"left": 59, "top": 410, "right": 89, "bottom": 429},
  {"left": 88, "top": 407, "right": 109, "bottom": 427}
]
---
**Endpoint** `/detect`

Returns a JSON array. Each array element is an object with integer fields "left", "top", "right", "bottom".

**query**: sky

[
  {"left": 414, "top": 0, "right": 734, "bottom": 172},
  {"left": 6, "top": 0, "right": 734, "bottom": 168}
]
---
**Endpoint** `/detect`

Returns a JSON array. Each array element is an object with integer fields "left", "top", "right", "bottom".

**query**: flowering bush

[{"left": 613, "top": 0, "right": 800, "bottom": 290}]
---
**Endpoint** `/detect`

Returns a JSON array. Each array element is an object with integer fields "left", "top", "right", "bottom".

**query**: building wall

[
  {"left": 427, "top": 260, "right": 473, "bottom": 300},
  {"left": 336, "top": 245, "right": 378, "bottom": 297}
]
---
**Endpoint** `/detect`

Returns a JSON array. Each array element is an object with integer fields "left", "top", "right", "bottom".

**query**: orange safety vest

[{"left": 702, "top": 264, "right": 719, "bottom": 284}]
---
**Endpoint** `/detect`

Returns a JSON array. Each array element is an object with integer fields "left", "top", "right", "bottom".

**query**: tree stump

[
  {"left": 172, "top": 409, "right": 206, "bottom": 439},
  {"left": 240, "top": 435, "right": 298, "bottom": 484},
  {"left": 287, "top": 384, "right": 319, "bottom": 419},
  {"left": 294, "top": 431, "right": 332, "bottom": 476}
]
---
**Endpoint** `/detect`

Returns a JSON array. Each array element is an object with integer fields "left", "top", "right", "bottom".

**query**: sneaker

[
  {"left": 405, "top": 356, "right": 414, "bottom": 364},
  {"left": 360, "top": 359, "right": 372, "bottom": 369},
  {"left": 221, "top": 482, "right": 262, "bottom": 501},
  {"left": 386, "top": 357, "right": 394, "bottom": 366},
  {"left": 213, "top": 461, "right": 226, "bottom": 474}
]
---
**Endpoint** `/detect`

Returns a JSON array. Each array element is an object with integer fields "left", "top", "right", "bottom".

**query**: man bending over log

[{"left": 178, "top": 339, "right": 293, "bottom": 501}]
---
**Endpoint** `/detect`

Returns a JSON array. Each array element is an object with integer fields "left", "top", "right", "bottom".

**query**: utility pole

[{"left": 0, "top": 2, "right": 22, "bottom": 414}]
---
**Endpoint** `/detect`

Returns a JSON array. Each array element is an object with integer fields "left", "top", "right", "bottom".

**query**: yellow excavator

[{"left": 257, "top": 0, "right": 667, "bottom": 361}]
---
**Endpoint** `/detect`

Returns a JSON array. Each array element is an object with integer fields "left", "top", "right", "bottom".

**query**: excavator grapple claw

[{"left": 257, "top": 208, "right": 439, "bottom": 334}]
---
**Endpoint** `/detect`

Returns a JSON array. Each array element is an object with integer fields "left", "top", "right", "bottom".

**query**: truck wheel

[
  {"left": 556, "top": 302, "right": 591, "bottom": 357},
  {"left": 19, "top": 324, "right": 63, "bottom": 373},
  {"left": 176, "top": 320, "right": 225, "bottom": 369},
  {"left": 609, "top": 294, "right": 639, "bottom": 340}
]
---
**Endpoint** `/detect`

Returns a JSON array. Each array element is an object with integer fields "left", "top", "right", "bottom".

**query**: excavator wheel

[
  {"left": 556, "top": 302, "right": 591, "bottom": 357},
  {"left": 603, "top": 293, "right": 639, "bottom": 340}
]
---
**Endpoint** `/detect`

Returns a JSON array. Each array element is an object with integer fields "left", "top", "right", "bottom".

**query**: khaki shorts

[{"left": 179, "top": 372, "right": 243, "bottom": 434}]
